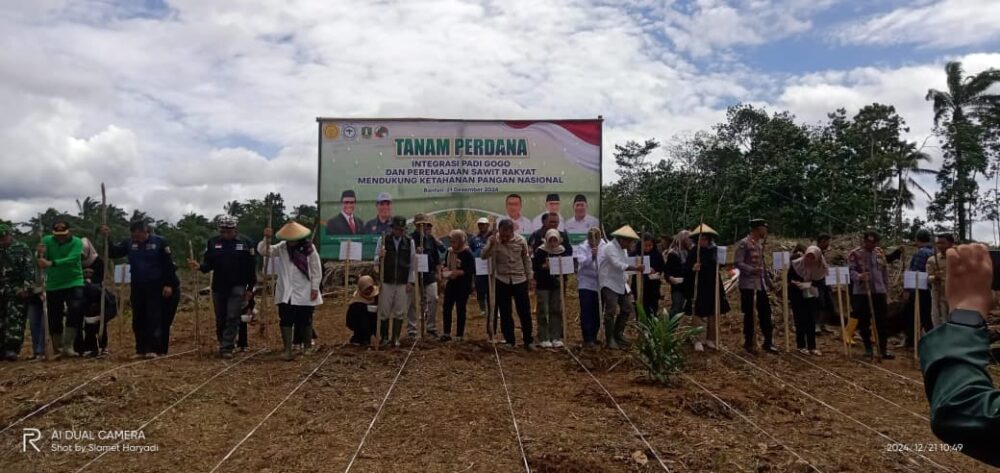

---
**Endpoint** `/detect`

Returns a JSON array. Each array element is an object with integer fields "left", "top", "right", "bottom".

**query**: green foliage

[{"left": 632, "top": 305, "right": 703, "bottom": 384}]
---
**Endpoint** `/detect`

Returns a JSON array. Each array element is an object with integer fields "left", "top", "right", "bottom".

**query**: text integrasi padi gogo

[{"left": 49, "top": 430, "right": 146, "bottom": 441}]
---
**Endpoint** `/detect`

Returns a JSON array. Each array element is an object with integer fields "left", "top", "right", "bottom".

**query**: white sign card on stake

[
  {"left": 339, "top": 240, "right": 363, "bottom": 261},
  {"left": 114, "top": 264, "right": 131, "bottom": 284},
  {"left": 837, "top": 267, "right": 851, "bottom": 285},
  {"left": 475, "top": 258, "right": 491, "bottom": 276},
  {"left": 825, "top": 271, "right": 838, "bottom": 286},
  {"left": 903, "top": 271, "right": 917, "bottom": 289},
  {"left": 548, "top": 256, "right": 576, "bottom": 275},
  {"left": 415, "top": 254, "right": 429, "bottom": 273},
  {"left": 716, "top": 246, "right": 728, "bottom": 264},
  {"left": 773, "top": 251, "right": 790, "bottom": 271}
]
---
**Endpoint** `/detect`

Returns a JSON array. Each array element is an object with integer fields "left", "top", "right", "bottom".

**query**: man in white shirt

[
  {"left": 564, "top": 194, "right": 600, "bottom": 234},
  {"left": 575, "top": 228, "right": 606, "bottom": 348},
  {"left": 598, "top": 225, "right": 644, "bottom": 349},
  {"left": 504, "top": 193, "right": 533, "bottom": 234},
  {"left": 531, "top": 193, "right": 565, "bottom": 232}
]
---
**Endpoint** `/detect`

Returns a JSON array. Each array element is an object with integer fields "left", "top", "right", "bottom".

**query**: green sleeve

[{"left": 919, "top": 323, "right": 1000, "bottom": 467}]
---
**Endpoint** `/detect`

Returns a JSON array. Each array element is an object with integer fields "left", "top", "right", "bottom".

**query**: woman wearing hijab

[
  {"left": 347, "top": 275, "right": 379, "bottom": 346},
  {"left": 664, "top": 230, "right": 693, "bottom": 316},
  {"left": 259, "top": 221, "right": 323, "bottom": 361},
  {"left": 788, "top": 246, "right": 828, "bottom": 355},
  {"left": 441, "top": 229, "right": 475, "bottom": 342},
  {"left": 532, "top": 229, "right": 571, "bottom": 348},
  {"left": 684, "top": 225, "right": 729, "bottom": 351}
]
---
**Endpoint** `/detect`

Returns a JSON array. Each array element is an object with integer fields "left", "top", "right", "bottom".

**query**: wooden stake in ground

[
  {"left": 487, "top": 217, "right": 498, "bottom": 342},
  {"left": 691, "top": 222, "right": 704, "bottom": 320},
  {"left": 637, "top": 228, "right": 645, "bottom": 309},
  {"left": 259, "top": 206, "right": 273, "bottom": 346},
  {"left": 35, "top": 216, "right": 55, "bottom": 360},
  {"left": 751, "top": 237, "right": 765, "bottom": 350},
  {"left": 417, "top": 230, "right": 425, "bottom": 339},
  {"left": 98, "top": 183, "right": 109, "bottom": 355},
  {"left": 714, "top": 254, "right": 721, "bottom": 349},
  {"left": 913, "top": 280, "right": 921, "bottom": 363},
  {"left": 558, "top": 253, "right": 566, "bottom": 343},
  {"left": 188, "top": 240, "right": 203, "bottom": 358},
  {"left": 862, "top": 249, "right": 882, "bottom": 362},
  {"left": 781, "top": 253, "right": 790, "bottom": 352},
  {"left": 835, "top": 267, "right": 849, "bottom": 358},
  {"left": 344, "top": 240, "right": 352, "bottom": 304}
]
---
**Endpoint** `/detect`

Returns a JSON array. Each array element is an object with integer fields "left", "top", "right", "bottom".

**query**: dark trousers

[
  {"left": 792, "top": 297, "right": 817, "bottom": 350},
  {"left": 496, "top": 280, "right": 533, "bottom": 346},
  {"left": 853, "top": 293, "right": 889, "bottom": 353},
  {"left": 474, "top": 275, "right": 490, "bottom": 313},
  {"left": 578, "top": 289, "right": 599, "bottom": 343},
  {"left": 78, "top": 322, "right": 108, "bottom": 354},
  {"left": 131, "top": 283, "right": 165, "bottom": 355},
  {"left": 47, "top": 286, "right": 85, "bottom": 339},
  {"left": 669, "top": 288, "right": 686, "bottom": 317},
  {"left": 740, "top": 288, "right": 773, "bottom": 347},
  {"left": 443, "top": 286, "right": 470, "bottom": 337},
  {"left": 642, "top": 281, "right": 661, "bottom": 316},
  {"left": 161, "top": 290, "right": 179, "bottom": 354},
  {"left": 212, "top": 286, "right": 245, "bottom": 354},
  {"left": 238, "top": 322, "right": 248, "bottom": 348},
  {"left": 902, "top": 289, "right": 933, "bottom": 346},
  {"left": 279, "top": 303, "right": 314, "bottom": 347}
]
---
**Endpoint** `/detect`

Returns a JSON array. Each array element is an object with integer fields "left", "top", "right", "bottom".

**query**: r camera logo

[{"left": 23, "top": 428, "right": 41, "bottom": 452}]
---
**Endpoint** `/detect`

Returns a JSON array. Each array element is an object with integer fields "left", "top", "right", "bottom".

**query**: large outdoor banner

[{"left": 317, "top": 118, "right": 602, "bottom": 259}]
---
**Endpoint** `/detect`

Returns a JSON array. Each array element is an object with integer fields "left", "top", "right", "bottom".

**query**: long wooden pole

[
  {"left": 487, "top": 218, "right": 497, "bottom": 342},
  {"left": 344, "top": 240, "right": 352, "bottom": 303},
  {"left": 713, "top": 251, "right": 721, "bottom": 349},
  {"left": 691, "top": 220, "right": 704, "bottom": 318},
  {"left": 98, "top": 183, "right": 110, "bottom": 355},
  {"left": 782, "top": 253, "right": 790, "bottom": 351},
  {"left": 558, "top": 253, "right": 566, "bottom": 344},
  {"left": 376, "top": 234, "right": 385, "bottom": 351},
  {"left": 260, "top": 206, "right": 273, "bottom": 346},
  {"left": 36, "top": 216, "right": 55, "bottom": 360},
  {"left": 862, "top": 249, "right": 882, "bottom": 362},
  {"left": 913, "top": 278, "right": 921, "bottom": 362},
  {"left": 637, "top": 229, "right": 645, "bottom": 309},
  {"left": 417, "top": 229, "right": 425, "bottom": 339},
  {"left": 188, "top": 241, "right": 202, "bottom": 358}
]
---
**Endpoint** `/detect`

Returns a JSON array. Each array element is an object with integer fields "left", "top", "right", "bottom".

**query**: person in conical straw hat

[
  {"left": 346, "top": 275, "right": 379, "bottom": 347},
  {"left": 259, "top": 221, "right": 323, "bottom": 361},
  {"left": 598, "top": 225, "right": 644, "bottom": 349},
  {"left": 684, "top": 224, "right": 729, "bottom": 351}
]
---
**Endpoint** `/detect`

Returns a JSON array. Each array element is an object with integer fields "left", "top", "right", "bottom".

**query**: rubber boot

[
  {"left": 299, "top": 323, "right": 314, "bottom": 355},
  {"left": 379, "top": 319, "right": 390, "bottom": 346},
  {"left": 391, "top": 318, "right": 403, "bottom": 347},
  {"left": 281, "top": 326, "right": 294, "bottom": 361},
  {"left": 844, "top": 317, "right": 858, "bottom": 346},
  {"left": 61, "top": 328, "right": 80, "bottom": 357},
  {"left": 614, "top": 313, "right": 630, "bottom": 348},
  {"left": 604, "top": 317, "right": 619, "bottom": 349}
]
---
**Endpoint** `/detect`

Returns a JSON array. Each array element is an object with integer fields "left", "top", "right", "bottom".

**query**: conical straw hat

[
  {"left": 276, "top": 221, "right": 312, "bottom": 241},
  {"left": 690, "top": 223, "right": 718, "bottom": 236},
  {"left": 610, "top": 225, "right": 640, "bottom": 240}
]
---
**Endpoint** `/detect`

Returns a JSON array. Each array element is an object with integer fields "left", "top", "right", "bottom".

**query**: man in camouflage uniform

[{"left": 0, "top": 224, "right": 36, "bottom": 361}]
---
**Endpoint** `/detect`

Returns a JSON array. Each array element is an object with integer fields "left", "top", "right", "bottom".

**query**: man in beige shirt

[
  {"left": 482, "top": 219, "right": 534, "bottom": 350},
  {"left": 926, "top": 233, "right": 955, "bottom": 326}
]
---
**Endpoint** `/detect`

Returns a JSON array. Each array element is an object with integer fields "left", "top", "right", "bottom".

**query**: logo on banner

[
  {"left": 361, "top": 126, "right": 373, "bottom": 139},
  {"left": 23, "top": 428, "right": 41, "bottom": 452},
  {"left": 342, "top": 125, "right": 358, "bottom": 140},
  {"left": 375, "top": 126, "right": 389, "bottom": 138},
  {"left": 323, "top": 124, "right": 339, "bottom": 140}
]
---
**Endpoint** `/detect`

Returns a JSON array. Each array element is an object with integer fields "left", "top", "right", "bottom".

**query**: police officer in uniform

[
  {"left": 735, "top": 219, "right": 778, "bottom": 353},
  {"left": 187, "top": 216, "right": 256, "bottom": 358},
  {"left": 103, "top": 221, "right": 179, "bottom": 358}
]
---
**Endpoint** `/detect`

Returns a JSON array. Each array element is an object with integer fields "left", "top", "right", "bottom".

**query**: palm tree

[
  {"left": 884, "top": 143, "right": 935, "bottom": 239},
  {"left": 926, "top": 61, "right": 1000, "bottom": 240}
]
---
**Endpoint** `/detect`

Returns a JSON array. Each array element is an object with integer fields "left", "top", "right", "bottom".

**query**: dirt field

[{"left": 0, "top": 281, "right": 989, "bottom": 473}]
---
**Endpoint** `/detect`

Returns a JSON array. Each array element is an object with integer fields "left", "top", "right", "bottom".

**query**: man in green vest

[
  {"left": 37, "top": 220, "right": 85, "bottom": 357},
  {"left": 920, "top": 242, "right": 1000, "bottom": 467},
  {"left": 0, "top": 223, "right": 36, "bottom": 361}
]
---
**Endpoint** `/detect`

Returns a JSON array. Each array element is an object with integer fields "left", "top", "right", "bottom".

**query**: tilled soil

[{"left": 0, "top": 282, "right": 991, "bottom": 472}]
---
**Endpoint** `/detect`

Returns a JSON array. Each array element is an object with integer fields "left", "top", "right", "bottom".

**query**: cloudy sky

[{"left": 1, "top": 0, "right": 998, "bottom": 237}]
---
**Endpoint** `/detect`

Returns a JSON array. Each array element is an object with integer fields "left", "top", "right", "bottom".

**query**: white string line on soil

[
  {"left": 209, "top": 348, "right": 338, "bottom": 473},
  {"left": 854, "top": 359, "right": 924, "bottom": 387},
  {"left": 680, "top": 374, "right": 824, "bottom": 473},
  {"left": 342, "top": 339, "right": 419, "bottom": 473},
  {"left": 791, "top": 354, "right": 928, "bottom": 422},
  {"left": 492, "top": 344, "right": 530, "bottom": 473},
  {"left": 74, "top": 349, "right": 266, "bottom": 473},
  {"left": 0, "top": 348, "right": 196, "bottom": 436},
  {"left": 562, "top": 346, "right": 672, "bottom": 473},
  {"left": 722, "top": 349, "right": 953, "bottom": 473}
]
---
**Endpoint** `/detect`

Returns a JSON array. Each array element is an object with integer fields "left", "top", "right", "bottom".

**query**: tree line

[{"left": 602, "top": 61, "right": 1000, "bottom": 244}]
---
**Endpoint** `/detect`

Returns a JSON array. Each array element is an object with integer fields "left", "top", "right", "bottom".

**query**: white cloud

[{"left": 835, "top": 0, "right": 1000, "bottom": 48}]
